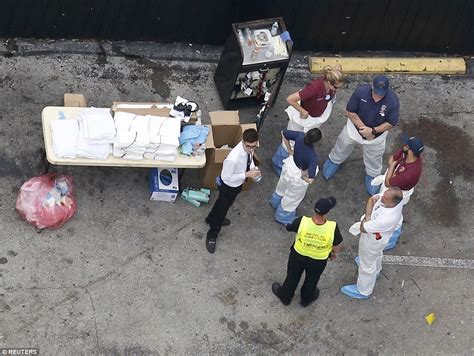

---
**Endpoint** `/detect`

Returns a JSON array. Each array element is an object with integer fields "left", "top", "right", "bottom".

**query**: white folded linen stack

[
  {"left": 51, "top": 118, "right": 80, "bottom": 158},
  {"left": 77, "top": 108, "right": 116, "bottom": 144},
  {"left": 146, "top": 115, "right": 181, "bottom": 161},
  {"left": 76, "top": 108, "right": 114, "bottom": 159},
  {"left": 113, "top": 112, "right": 150, "bottom": 160}
]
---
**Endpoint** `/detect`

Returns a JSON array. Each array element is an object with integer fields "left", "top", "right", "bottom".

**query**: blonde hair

[{"left": 322, "top": 64, "right": 344, "bottom": 85}]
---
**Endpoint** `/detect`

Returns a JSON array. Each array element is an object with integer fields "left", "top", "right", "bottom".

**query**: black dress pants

[
  {"left": 206, "top": 179, "right": 242, "bottom": 239},
  {"left": 278, "top": 247, "right": 328, "bottom": 304}
]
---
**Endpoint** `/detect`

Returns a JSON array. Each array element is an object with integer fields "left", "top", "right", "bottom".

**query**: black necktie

[{"left": 245, "top": 153, "right": 251, "bottom": 181}]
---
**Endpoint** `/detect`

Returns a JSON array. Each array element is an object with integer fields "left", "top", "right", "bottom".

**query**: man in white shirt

[
  {"left": 341, "top": 187, "right": 403, "bottom": 299},
  {"left": 205, "top": 129, "right": 261, "bottom": 254}
]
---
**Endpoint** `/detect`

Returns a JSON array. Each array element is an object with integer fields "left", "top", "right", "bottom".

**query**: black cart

[{"left": 214, "top": 18, "right": 292, "bottom": 130}]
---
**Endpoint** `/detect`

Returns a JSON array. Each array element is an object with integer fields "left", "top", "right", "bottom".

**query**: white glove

[
  {"left": 371, "top": 174, "right": 385, "bottom": 186},
  {"left": 349, "top": 222, "right": 361, "bottom": 236}
]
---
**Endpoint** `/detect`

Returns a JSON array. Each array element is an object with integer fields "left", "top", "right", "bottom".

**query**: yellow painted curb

[{"left": 309, "top": 57, "right": 466, "bottom": 74}]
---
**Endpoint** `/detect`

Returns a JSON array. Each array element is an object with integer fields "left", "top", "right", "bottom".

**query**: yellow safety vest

[{"left": 294, "top": 216, "right": 336, "bottom": 260}]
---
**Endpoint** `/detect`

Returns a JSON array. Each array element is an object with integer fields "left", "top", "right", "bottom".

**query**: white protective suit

[
  {"left": 282, "top": 99, "right": 334, "bottom": 147},
  {"left": 353, "top": 197, "right": 403, "bottom": 296},
  {"left": 275, "top": 156, "right": 318, "bottom": 213},
  {"left": 328, "top": 119, "right": 388, "bottom": 177}
]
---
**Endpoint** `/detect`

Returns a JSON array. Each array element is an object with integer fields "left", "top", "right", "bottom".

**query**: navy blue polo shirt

[
  {"left": 346, "top": 84, "right": 400, "bottom": 127},
  {"left": 283, "top": 130, "right": 319, "bottom": 178}
]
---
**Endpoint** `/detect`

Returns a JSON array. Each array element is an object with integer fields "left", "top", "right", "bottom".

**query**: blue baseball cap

[
  {"left": 402, "top": 133, "right": 424, "bottom": 156},
  {"left": 314, "top": 197, "right": 337, "bottom": 215},
  {"left": 373, "top": 75, "right": 389, "bottom": 97}
]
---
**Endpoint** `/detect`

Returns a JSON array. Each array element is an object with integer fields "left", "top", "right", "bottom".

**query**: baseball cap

[
  {"left": 372, "top": 75, "right": 389, "bottom": 97},
  {"left": 314, "top": 197, "right": 337, "bottom": 215},
  {"left": 402, "top": 133, "right": 424, "bottom": 156}
]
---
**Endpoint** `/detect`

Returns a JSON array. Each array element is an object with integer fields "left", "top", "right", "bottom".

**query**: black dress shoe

[
  {"left": 272, "top": 282, "right": 281, "bottom": 297},
  {"left": 300, "top": 287, "right": 320, "bottom": 308},
  {"left": 206, "top": 237, "right": 216, "bottom": 254},
  {"left": 272, "top": 282, "right": 291, "bottom": 305},
  {"left": 205, "top": 217, "right": 231, "bottom": 226},
  {"left": 206, "top": 230, "right": 217, "bottom": 254}
]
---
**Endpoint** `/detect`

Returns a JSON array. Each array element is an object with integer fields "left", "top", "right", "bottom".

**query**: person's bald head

[{"left": 381, "top": 187, "right": 403, "bottom": 207}]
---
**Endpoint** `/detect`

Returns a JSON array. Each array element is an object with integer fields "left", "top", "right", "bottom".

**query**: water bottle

[
  {"left": 237, "top": 29, "right": 245, "bottom": 46},
  {"left": 254, "top": 167, "right": 262, "bottom": 182},
  {"left": 271, "top": 22, "right": 279, "bottom": 36},
  {"left": 196, "top": 109, "right": 202, "bottom": 125},
  {"left": 250, "top": 46, "right": 259, "bottom": 61},
  {"left": 244, "top": 28, "right": 253, "bottom": 46}
]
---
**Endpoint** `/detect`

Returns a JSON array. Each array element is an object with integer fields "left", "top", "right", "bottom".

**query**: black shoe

[
  {"left": 205, "top": 217, "right": 231, "bottom": 226},
  {"left": 300, "top": 287, "right": 320, "bottom": 308},
  {"left": 272, "top": 282, "right": 281, "bottom": 298},
  {"left": 206, "top": 237, "right": 217, "bottom": 254},
  {"left": 272, "top": 282, "right": 290, "bottom": 305}
]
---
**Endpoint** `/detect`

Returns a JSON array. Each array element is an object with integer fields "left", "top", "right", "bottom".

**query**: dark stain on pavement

[
  {"left": 111, "top": 43, "right": 172, "bottom": 99},
  {"left": 0, "top": 257, "right": 8, "bottom": 264},
  {"left": 0, "top": 300, "right": 11, "bottom": 312},
  {"left": 214, "top": 287, "right": 238, "bottom": 306},
  {"left": 401, "top": 117, "right": 473, "bottom": 226},
  {"left": 139, "top": 60, "right": 172, "bottom": 99},
  {"left": 224, "top": 319, "right": 287, "bottom": 352}
]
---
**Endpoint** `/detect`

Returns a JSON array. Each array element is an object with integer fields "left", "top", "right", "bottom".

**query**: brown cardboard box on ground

[
  {"left": 200, "top": 111, "right": 257, "bottom": 190},
  {"left": 64, "top": 93, "right": 86, "bottom": 107}
]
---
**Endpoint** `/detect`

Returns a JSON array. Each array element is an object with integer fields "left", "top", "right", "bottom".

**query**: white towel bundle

[
  {"left": 146, "top": 115, "right": 181, "bottom": 161},
  {"left": 113, "top": 112, "right": 150, "bottom": 160},
  {"left": 76, "top": 125, "right": 111, "bottom": 160},
  {"left": 51, "top": 119, "right": 80, "bottom": 158},
  {"left": 76, "top": 108, "right": 115, "bottom": 144},
  {"left": 73, "top": 108, "right": 114, "bottom": 160},
  {"left": 111, "top": 112, "right": 182, "bottom": 161}
]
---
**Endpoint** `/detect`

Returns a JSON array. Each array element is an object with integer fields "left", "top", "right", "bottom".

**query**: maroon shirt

[
  {"left": 299, "top": 77, "right": 335, "bottom": 117},
  {"left": 388, "top": 149, "right": 422, "bottom": 190}
]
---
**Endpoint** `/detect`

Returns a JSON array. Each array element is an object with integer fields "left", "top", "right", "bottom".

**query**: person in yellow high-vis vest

[{"left": 272, "top": 197, "right": 343, "bottom": 307}]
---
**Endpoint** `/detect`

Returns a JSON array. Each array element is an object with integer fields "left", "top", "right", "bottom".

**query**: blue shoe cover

[
  {"left": 322, "top": 159, "right": 340, "bottom": 180},
  {"left": 384, "top": 227, "right": 402, "bottom": 251},
  {"left": 340, "top": 285, "right": 369, "bottom": 299},
  {"left": 269, "top": 192, "right": 282, "bottom": 210},
  {"left": 272, "top": 145, "right": 289, "bottom": 177},
  {"left": 365, "top": 175, "right": 381, "bottom": 195},
  {"left": 354, "top": 256, "right": 381, "bottom": 278},
  {"left": 275, "top": 205, "right": 296, "bottom": 225}
]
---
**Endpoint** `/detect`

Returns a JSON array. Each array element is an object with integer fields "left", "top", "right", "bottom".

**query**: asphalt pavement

[{"left": 0, "top": 39, "right": 472, "bottom": 355}]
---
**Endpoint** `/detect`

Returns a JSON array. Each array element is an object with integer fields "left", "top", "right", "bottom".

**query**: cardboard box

[
  {"left": 64, "top": 93, "right": 86, "bottom": 107},
  {"left": 149, "top": 168, "right": 179, "bottom": 202},
  {"left": 112, "top": 102, "right": 172, "bottom": 117},
  {"left": 111, "top": 102, "right": 197, "bottom": 124},
  {"left": 200, "top": 111, "right": 257, "bottom": 190}
]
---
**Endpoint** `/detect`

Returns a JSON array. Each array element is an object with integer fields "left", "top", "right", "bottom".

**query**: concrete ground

[{"left": 0, "top": 39, "right": 473, "bottom": 355}]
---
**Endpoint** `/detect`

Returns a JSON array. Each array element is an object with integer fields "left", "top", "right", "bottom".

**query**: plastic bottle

[
  {"left": 250, "top": 46, "right": 259, "bottom": 61},
  {"left": 237, "top": 29, "right": 245, "bottom": 46},
  {"left": 271, "top": 22, "right": 279, "bottom": 36},
  {"left": 244, "top": 28, "right": 253, "bottom": 46},
  {"left": 196, "top": 109, "right": 202, "bottom": 125},
  {"left": 254, "top": 167, "right": 262, "bottom": 182}
]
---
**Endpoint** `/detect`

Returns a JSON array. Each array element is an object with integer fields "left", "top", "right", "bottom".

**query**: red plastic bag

[{"left": 16, "top": 173, "right": 77, "bottom": 229}]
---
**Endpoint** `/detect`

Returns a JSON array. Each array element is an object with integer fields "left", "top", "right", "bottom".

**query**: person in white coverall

[
  {"left": 341, "top": 187, "right": 403, "bottom": 299},
  {"left": 371, "top": 133, "right": 424, "bottom": 251},
  {"left": 323, "top": 75, "right": 400, "bottom": 196},
  {"left": 270, "top": 128, "right": 322, "bottom": 225},
  {"left": 272, "top": 64, "right": 344, "bottom": 176}
]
